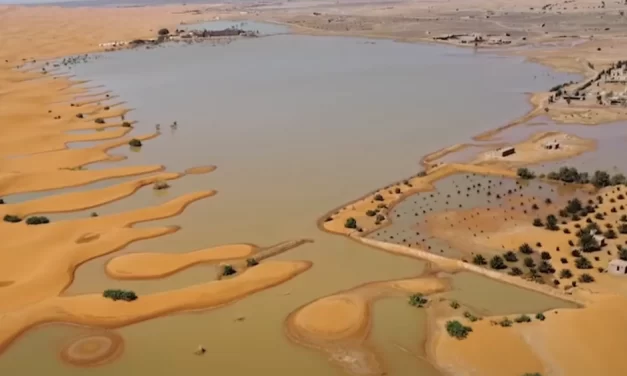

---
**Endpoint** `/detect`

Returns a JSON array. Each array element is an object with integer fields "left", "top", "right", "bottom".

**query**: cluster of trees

[
  {"left": 545, "top": 167, "right": 626, "bottom": 188},
  {"left": 26, "top": 216, "right": 50, "bottom": 225},
  {"left": 445, "top": 320, "right": 472, "bottom": 339},
  {"left": 517, "top": 168, "right": 536, "bottom": 179},
  {"left": 103, "top": 289, "right": 137, "bottom": 301}
]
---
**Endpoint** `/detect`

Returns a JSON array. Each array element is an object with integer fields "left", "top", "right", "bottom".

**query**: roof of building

[{"left": 609, "top": 259, "right": 627, "bottom": 267}]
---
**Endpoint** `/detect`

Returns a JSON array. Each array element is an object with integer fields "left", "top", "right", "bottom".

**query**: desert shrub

[
  {"left": 545, "top": 198, "right": 552, "bottom": 205},
  {"left": 25, "top": 216, "right": 50, "bottom": 225},
  {"left": 538, "top": 261, "right": 555, "bottom": 274},
  {"left": 619, "top": 247, "right": 627, "bottom": 261},
  {"left": 94, "top": 117, "right": 105, "bottom": 124},
  {"left": 472, "top": 254, "right": 487, "bottom": 265},
  {"left": 575, "top": 257, "right": 593, "bottom": 269},
  {"left": 595, "top": 213, "right": 604, "bottom": 220},
  {"left": 246, "top": 258, "right": 259, "bottom": 267},
  {"left": 503, "top": 251, "right": 518, "bottom": 262},
  {"left": 535, "top": 313, "right": 546, "bottom": 321},
  {"left": 524, "top": 257, "right": 535, "bottom": 268},
  {"left": 532, "top": 218, "right": 543, "bottom": 227},
  {"left": 153, "top": 180, "right": 170, "bottom": 190},
  {"left": 605, "top": 229, "right": 618, "bottom": 239},
  {"left": 517, "top": 168, "right": 536, "bottom": 179},
  {"left": 394, "top": 187, "right": 401, "bottom": 194},
  {"left": 374, "top": 194, "right": 384, "bottom": 201},
  {"left": 571, "top": 249, "right": 581, "bottom": 257},
  {"left": 499, "top": 318, "right": 513, "bottom": 327},
  {"left": 463, "top": 311, "right": 478, "bottom": 322},
  {"left": 3, "top": 215, "right": 21, "bottom": 223},
  {"left": 76, "top": 113, "right": 83, "bottom": 118},
  {"left": 560, "top": 257, "right": 568, "bottom": 264},
  {"left": 566, "top": 198, "right": 583, "bottom": 214},
  {"left": 519, "top": 243, "right": 533, "bottom": 254},
  {"left": 129, "top": 138, "right": 142, "bottom": 147},
  {"left": 532, "top": 203, "right": 539, "bottom": 210},
  {"left": 122, "top": 121, "right": 132, "bottom": 127},
  {"left": 563, "top": 228, "right": 571, "bottom": 234},
  {"left": 103, "top": 289, "right": 137, "bottom": 301},
  {"left": 509, "top": 267, "right": 523, "bottom": 276},
  {"left": 578, "top": 231, "right": 600, "bottom": 253},
  {"left": 450, "top": 300, "right": 460, "bottom": 309},
  {"left": 514, "top": 314, "right": 532, "bottom": 323},
  {"left": 344, "top": 217, "right": 357, "bottom": 229},
  {"left": 158, "top": 28, "right": 170, "bottom": 36},
  {"left": 222, "top": 264, "right": 236, "bottom": 276},
  {"left": 409, "top": 293, "right": 428, "bottom": 307},
  {"left": 545, "top": 215, "right": 559, "bottom": 230},
  {"left": 366, "top": 210, "right": 376, "bottom": 217},
  {"left": 560, "top": 269, "right": 573, "bottom": 279},
  {"left": 540, "top": 251, "right": 551, "bottom": 260},
  {"left": 445, "top": 320, "right": 472, "bottom": 339},
  {"left": 490, "top": 255, "right": 507, "bottom": 270},
  {"left": 375, "top": 214, "right": 385, "bottom": 223},
  {"left": 578, "top": 273, "right": 595, "bottom": 283},
  {"left": 91, "top": 212, "right": 99, "bottom": 217}
]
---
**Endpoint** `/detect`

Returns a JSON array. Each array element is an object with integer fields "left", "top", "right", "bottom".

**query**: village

[
  {"left": 98, "top": 26, "right": 259, "bottom": 51},
  {"left": 548, "top": 60, "right": 627, "bottom": 107}
]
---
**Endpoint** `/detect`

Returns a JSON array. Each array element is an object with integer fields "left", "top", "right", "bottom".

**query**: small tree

[
  {"left": 509, "top": 267, "right": 523, "bottom": 276},
  {"left": 519, "top": 243, "right": 534, "bottom": 254},
  {"left": 499, "top": 317, "right": 513, "bottom": 327},
  {"left": 517, "top": 168, "right": 536, "bottom": 179},
  {"left": 578, "top": 273, "right": 595, "bottom": 283},
  {"left": 344, "top": 217, "right": 357, "bottom": 229},
  {"left": 246, "top": 258, "right": 259, "bottom": 267},
  {"left": 158, "top": 28, "right": 170, "bottom": 36},
  {"left": 619, "top": 247, "right": 627, "bottom": 261},
  {"left": 540, "top": 251, "right": 551, "bottom": 260},
  {"left": 514, "top": 314, "right": 532, "bottom": 323},
  {"left": 566, "top": 198, "right": 583, "bottom": 214},
  {"left": 365, "top": 210, "right": 376, "bottom": 217},
  {"left": 222, "top": 264, "right": 236, "bottom": 276},
  {"left": 545, "top": 215, "right": 559, "bottom": 231},
  {"left": 532, "top": 218, "right": 543, "bottom": 227},
  {"left": 535, "top": 313, "right": 546, "bottom": 321},
  {"left": 472, "top": 254, "right": 487, "bottom": 265},
  {"left": 490, "top": 255, "right": 507, "bottom": 270},
  {"left": 450, "top": 300, "right": 460, "bottom": 309},
  {"left": 578, "top": 231, "right": 600, "bottom": 252},
  {"left": 3, "top": 215, "right": 22, "bottom": 223},
  {"left": 524, "top": 257, "right": 535, "bottom": 268},
  {"left": 374, "top": 194, "right": 384, "bottom": 201},
  {"left": 575, "top": 257, "right": 593, "bottom": 269},
  {"left": 503, "top": 251, "right": 518, "bottom": 262},
  {"left": 559, "top": 269, "right": 573, "bottom": 279},
  {"left": 129, "top": 138, "right": 142, "bottom": 147}
]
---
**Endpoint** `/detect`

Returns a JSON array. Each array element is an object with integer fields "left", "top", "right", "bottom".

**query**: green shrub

[
  {"left": 499, "top": 318, "right": 513, "bottom": 327},
  {"left": 365, "top": 210, "right": 376, "bottom": 217},
  {"left": 519, "top": 243, "right": 533, "bottom": 254},
  {"left": 3, "top": 214, "right": 22, "bottom": 223},
  {"left": 517, "top": 168, "right": 536, "bottom": 179},
  {"left": 463, "top": 311, "right": 479, "bottom": 322},
  {"left": 545, "top": 215, "right": 559, "bottom": 231},
  {"left": 222, "top": 264, "right": 236, "bottom": 276},
  {"left": 532, "top": 218, "right": 543, "bottom": 227},
  {"left": 445, "top": 320, "right": 472, "bottom": 339},
  {"left": 490, "top": 255, "right": 507, "bottom": 270},
  {"left": 472, "top": 254, "right": 487, "bottom": 265},
  {"left": 524, "top": 257, "right": 535, "bottom": 268},
  {"left": 344, "top": 217, "right": 357, "bottom": 229},
  {"left": 408, "top": 293, "right": 428, "bottom": 307},
  {"left": 129, "top": 138, "right": 142, "bottom": 147},
  {"left": 103, "top": 289, "right": 137, "bottom": 301},
  {"left": 374, "top": 194, "right": 384, "bottom": 201},
  {"left": 450, "top": 300, "right": 460, "bottom": 309},
  {"left": 25, "top": 216, "right": 50, "bottom": 225},
  {"left": 509, "top": 267, "right": 523, "bottom": 276},
  {"left": 503, "top": 251, "right": 518, "bottom": 262},
  {"left": 535, "top": 313, "right": 546, "bottom": 321},
  {"left": 540, "top": 251, "right": 551, "bottom": 260},
  {"left": 575, "top": 257, "right": 593, "bottom": 269},
  {"left": 246, "top": 258, "right": 259, "bottom": 267},
  {"left": 559, "top": 269, "right": 573, "bottom": 279},
  {"left": 94, "top": 117, "right": 105, "bottom": 124},
  {"left": 514, "top": 314, "right": 532, "bottom": 323},
  {"left": 578, "top": 273, "right": 595, "bottom": 283},
  {"left": 122, "top": 121, "right": 132, "bottom": 127}
]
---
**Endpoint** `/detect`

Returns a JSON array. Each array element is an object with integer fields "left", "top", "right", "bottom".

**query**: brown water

[{"left": 0, "top": 22, "right": 580, "bottom": 375}]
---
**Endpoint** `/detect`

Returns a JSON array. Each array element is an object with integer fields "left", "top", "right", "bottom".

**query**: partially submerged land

[{"left": 2, "top": 0, "right": 627, "bottom": 375}]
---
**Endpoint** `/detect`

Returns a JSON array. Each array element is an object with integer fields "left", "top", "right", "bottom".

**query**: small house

[
  {"left": 609, "top": 259, "right": 627, "bottom": 275},
  {"left": 593, "top": 234, "right": 606, "bottom": 247},
  {"left": 500, "top": 147, "right": 516, "bottom": 157}
]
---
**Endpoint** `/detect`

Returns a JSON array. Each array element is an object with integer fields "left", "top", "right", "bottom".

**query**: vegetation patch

[
  {"left": 103, "top": 289, "right": 137, "bottom": 301},
  {"left": 26, "top": 216, "right": 50, "bottom": 225},
  {"left": 445, "top": 320, "right": 473, "bottom": 339},
  {"left": 408, "top": 293, "right": 428, "bottom": 308},
  {"left": 3, "top": 215, "right": 22, "bottom": 223}
]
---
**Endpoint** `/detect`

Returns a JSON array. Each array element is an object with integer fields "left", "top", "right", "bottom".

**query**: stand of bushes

[{"left": 103, "top": 289, "right": 137, "bottom": 301}]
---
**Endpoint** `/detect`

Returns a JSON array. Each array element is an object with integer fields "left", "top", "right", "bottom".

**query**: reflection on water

[{"left": 0, "top": 27, "right": 580, "bottom": 375}]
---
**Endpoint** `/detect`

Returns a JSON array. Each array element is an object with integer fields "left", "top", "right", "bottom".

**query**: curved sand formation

[
  {"left": 60, "top": 331, "right": 124, "bottom": 367},
  {"left": 0, "top": 261, "right": 311, "bottom": 355},
  {"left": 184, "top": 165, "right": 217, "bottom": 175},
  {"left": 285, "top": 277, "right": 450, "bottom": 375},
  {"left": 105, "top": 239, "right": 313, "bottom": 280},
  {"left": 106, "top": 244, "right": 255, "bottom": 279}
]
